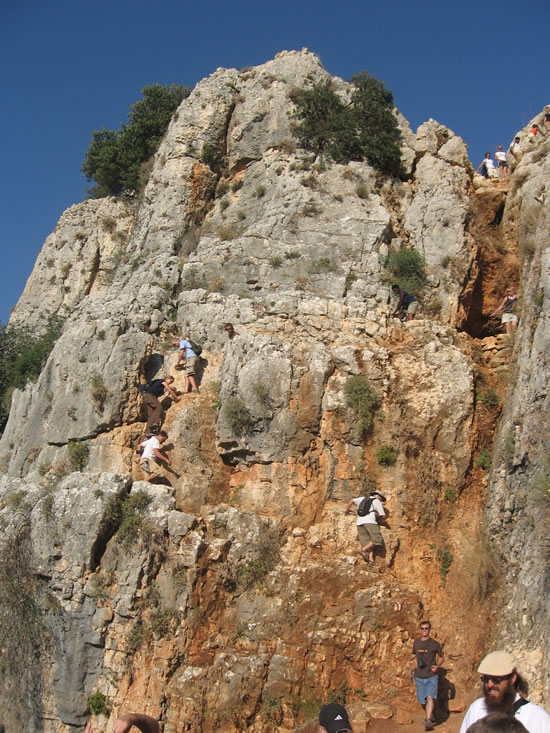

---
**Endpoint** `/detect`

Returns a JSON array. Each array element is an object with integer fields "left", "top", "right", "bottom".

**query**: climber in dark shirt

[{"left": 392, "top": 284, "right": 418, "bottom": 321}]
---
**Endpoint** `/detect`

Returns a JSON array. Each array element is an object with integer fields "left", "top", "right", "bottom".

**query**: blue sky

[{"left": 1, "top": 0, "right": 548, "bottom": 323}]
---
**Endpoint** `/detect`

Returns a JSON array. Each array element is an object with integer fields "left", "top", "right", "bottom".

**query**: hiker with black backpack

[
  {"left": 172, "top": 337, "right": 200, "bottom": 394},
  {"left": 139, "top": 375, "right": 179, "bottom": 432},
  {"left": 345, "top": 489, "right": 388, "bottom": 566}
]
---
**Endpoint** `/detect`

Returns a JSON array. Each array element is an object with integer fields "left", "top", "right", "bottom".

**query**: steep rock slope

[{"left": 0, "top": 50, "right": 548, "bottom": 732}]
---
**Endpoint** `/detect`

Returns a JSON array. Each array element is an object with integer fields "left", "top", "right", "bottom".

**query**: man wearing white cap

[{"left": 459, "top": 651, "right": 550, "bottom": 733}]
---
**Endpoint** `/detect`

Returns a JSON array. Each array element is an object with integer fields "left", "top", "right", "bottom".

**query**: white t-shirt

[
  {"left": 459, "top": 695, "right": 550, "bottom": 733},
  {"left": 495, "top": 151, "right": 507, "bottom": 163},
  {"left": 352, "top": 495, "right": 385, "bottom": 526},
  {"left": 484, "top": 158, "right": 496, "bottom": 169},
  {"left": 141, "top": 436, "right": 160, "bottom": 460}
]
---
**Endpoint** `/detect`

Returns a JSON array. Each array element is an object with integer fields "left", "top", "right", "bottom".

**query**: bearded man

[{"left": 459, "top": 651, "right": 550, "bottom": 733}]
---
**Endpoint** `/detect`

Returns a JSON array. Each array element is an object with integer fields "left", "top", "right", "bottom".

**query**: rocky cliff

[{"left": 0, "top": 49, "right": 548, "bottom": 732}]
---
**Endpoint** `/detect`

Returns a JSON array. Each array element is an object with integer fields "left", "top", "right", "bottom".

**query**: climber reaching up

[
  {"left": 137, "top": 430, "right": 173, "bottom": 483},
  {"left": 140, "top": 376, "right": 179, "bottom": 432},
  {"left": 345, "top": 489, "right": 388, "bottom": 565},
  {"left": 392, "top": 284, "right": 418, "bottom": 321},
  {"left": 172, "top": 337, "right": 200, "bottom": 394}
]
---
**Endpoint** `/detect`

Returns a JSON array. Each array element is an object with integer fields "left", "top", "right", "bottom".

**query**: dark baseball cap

[{"left": 319, "top": 702, "right": 352, "bottom": 732}]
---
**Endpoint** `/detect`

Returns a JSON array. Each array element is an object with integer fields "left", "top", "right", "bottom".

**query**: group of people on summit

[{"left": 477, "top": 112, "right": 548, "bottom": 179}]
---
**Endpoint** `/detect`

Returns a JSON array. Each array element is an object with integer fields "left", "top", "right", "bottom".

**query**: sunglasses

[{"left": 481, "top": 673, "right": 514, "bottom": 684}]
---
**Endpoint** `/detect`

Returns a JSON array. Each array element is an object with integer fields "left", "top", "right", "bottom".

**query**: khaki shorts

[
  {"left": 186, "top": 356, "right": 198, "bottom": 376},
  {"left": 139, "top": 458, "right": 165, "bottom": 477},
  {"left": 407, "top": 301, "right": 419, "bottom": 315},
  {"left": 358, "top": 523, "right": 383, "bottom": 547},
  {"left": 502, "top": 313, "right": 518, "bottom": 324}
]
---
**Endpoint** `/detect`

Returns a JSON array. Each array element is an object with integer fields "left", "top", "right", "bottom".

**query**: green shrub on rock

[
  {"left": 82, "top": 84, "right": 190, "bottom": 197},
  {"left": 344, "top": 376, "right": 379, "bottom": 435},
  {"left": 67, "top": 440, "right": 90, "bottom": 472},
  {"left": 385, "top": 248, "right": 426, "bottom": 295},
  {"left": 0, "top": 315, "right": 64, "bottom": 433},
  {"left": 375, "top": 445, "right": 397, "bottom": 466},
  {"left": 291, "top": 72, "right": 403, "bottom": 176}
]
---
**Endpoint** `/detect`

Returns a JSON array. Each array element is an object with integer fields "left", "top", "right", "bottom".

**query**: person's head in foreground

[
  {"left": 477, "top": 651, "right": 527, "bottom": 714},
  {"left": 466, "top": 712, "right": 528, "bottom": 733},
  {"left": 319, "top": 702, "right": 352, "bottom": 732}
]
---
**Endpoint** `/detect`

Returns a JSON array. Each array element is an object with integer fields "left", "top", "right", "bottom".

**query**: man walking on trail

[
  {"left": 141, "top": 376, "right": 179, "bottom": 432},
  {"left": 138, "top": 430, "right": 172, "bottom": 482},
  {"left": 459, "top": 651, "right": 550, "bottom": 733},
  {"left": 345, "top": 489, "right": 388, "bottom": 565},
  {"left": 172, "top": 337, "right": 199, "bottom": 394},
  {"left": 392, "top": 284, "right": 418, "bottom": 320},
  {"left": 407, "top": 620, "right": 443, "bottom": 731}
]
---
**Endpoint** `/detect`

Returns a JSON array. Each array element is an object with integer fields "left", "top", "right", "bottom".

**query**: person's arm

[
  {"left": 431, "top": 648, "right": 443, "bottom": 674},
  {"left": 176, "top": 348, "right": 186, "bottom": 367},
  {"left": 490, "top": 296, "right": 506, "bottom": 317},
  {"left": 392, "top": 292, "right": 404, "bottom": 316},
  {"left": 113, "top": 713, "right": 160, "bottom": 733},
  {"left": 162, "top": 381, "right": 179, "bottom": 402},
  {"left": 345, "top": 499, "right": 356, "bottom": 515},
  {"left": 153, "top": 447, "right": 171, "bottom": 466},
  {"left": 374, "top": 500, "right": 390, "bottom": 527}
]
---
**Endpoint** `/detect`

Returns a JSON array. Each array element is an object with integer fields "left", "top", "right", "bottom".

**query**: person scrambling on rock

[
  {"left": 392, "top": 284, "right": 418, "bottom": 321},
  {"left": 491, "top": 287, "right": 519, "bottom": 335},
  {"left": 138, "top": 430, "right": 172, "bottom": 482},
  {"left": 528, "top": 123, "right": 543, "bottom": 144},
  {"left": 509, "top": 137, "right": 523, "bottom": 163},
  {"left": 140, "top": 376, "right": 179, "bottom": 432},
  {"left": 225, "top": 322, "right": 238, "bottom": 340},
  {"left": 345, "top": 488, "right": 388, "bottom": 565},
  {"left": 172, "top": 337, "right": 200, "bottom": 394}
]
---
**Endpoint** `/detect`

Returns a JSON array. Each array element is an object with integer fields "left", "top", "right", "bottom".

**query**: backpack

[
  {"left": 188, "top": 338, "right": 202, "bottom": 356},
  {"left": 357, "top": 496, "right": 374, "bottom": 517}
]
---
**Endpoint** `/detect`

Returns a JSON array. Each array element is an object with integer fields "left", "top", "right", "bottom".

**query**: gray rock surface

[{"left": 0, "top": 50, "right": 549, "bottom": 730}]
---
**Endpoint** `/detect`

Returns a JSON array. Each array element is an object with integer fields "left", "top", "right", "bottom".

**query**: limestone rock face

[
  {"left": 0, "top": 49, "right": 549, "bottom": 731},
  {"left": 483, "top": 140, "right": 550, "bottom": 703}
]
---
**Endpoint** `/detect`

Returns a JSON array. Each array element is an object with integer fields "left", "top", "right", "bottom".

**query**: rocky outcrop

[
  {"left": 481, "top": 134, "right": 550, "bottom": 700},
  {"left": 1, "top": 50, "right": 549, "bottom": 731}
]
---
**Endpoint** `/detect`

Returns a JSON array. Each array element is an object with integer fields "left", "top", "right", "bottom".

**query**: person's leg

[
  {"left": 186, "top": 357, "right": 199, "bottom": 392},
  {"left": 425, "top": 695, "right": 435, "bottom": 722},
  {"left": 362, "top": 541, "right": 375, "bottom": 562},
  {"left": 407, "top": 302, "right": 418, "bottom": 321},
  {"left": 144, "top": 394, "right": 162, "bottom": 430},
  {"left": 364, "top": 524, "right": 383, "bottom": 563}
]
